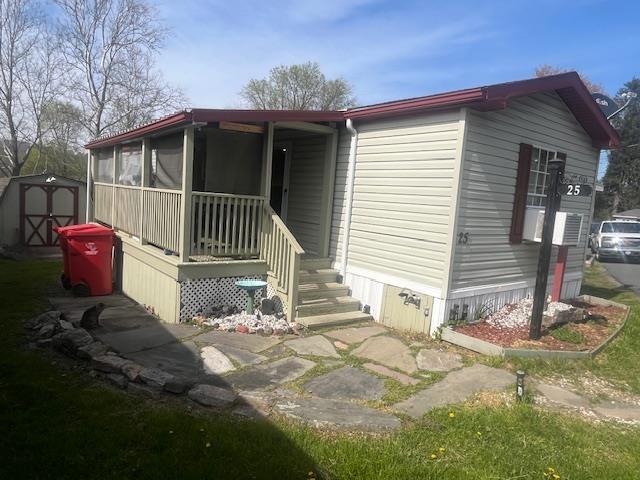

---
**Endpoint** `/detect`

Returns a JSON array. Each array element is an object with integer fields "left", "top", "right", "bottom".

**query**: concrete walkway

[{"left": 47, "top": 293, "right": 640, "bottom": 430}]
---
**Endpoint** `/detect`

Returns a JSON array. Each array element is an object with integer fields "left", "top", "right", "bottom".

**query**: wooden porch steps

[{"left": 295, "top": 258, "right": 372, "bottom": 329}]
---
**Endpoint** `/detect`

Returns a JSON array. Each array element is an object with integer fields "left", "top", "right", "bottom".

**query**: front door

[
  {"left": 270, "top": 143, "right": 291, "bottom": 220},
  {"left": 20, "top": 183, "right": 79, "bottom": 246}
]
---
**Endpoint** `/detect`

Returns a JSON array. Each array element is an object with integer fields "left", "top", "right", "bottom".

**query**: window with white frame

[{"left": 527, "top": 147, "right": 560, "bottom": 207}]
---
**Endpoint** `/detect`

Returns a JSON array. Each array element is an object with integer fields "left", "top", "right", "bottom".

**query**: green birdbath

[{"left": 235, "top": 279, "right": 267, "bottom": 314}]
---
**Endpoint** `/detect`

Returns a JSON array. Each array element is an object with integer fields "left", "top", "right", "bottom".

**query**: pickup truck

[{"left": 593, "top": 220, "right": 640, "bottom": 262}]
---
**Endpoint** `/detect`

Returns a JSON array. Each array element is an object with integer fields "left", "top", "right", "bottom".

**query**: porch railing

[
  {"left": 191, "top": 192, "right": 264, "bottom": 258},
  {"left": 113, "top": 185, "right": 141, "bottom": 236},
  {"left": 260, "top": 205, "right": 305, "bottom": 315},
  {"left": 94, "top": 183, "right": 113, "bottom": 224},
  {"left": 142, "top": 188, "right": 182, "bottom": 253}
]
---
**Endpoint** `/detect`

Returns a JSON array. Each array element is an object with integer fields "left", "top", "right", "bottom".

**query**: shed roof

[
  {"left": 0, "top": 173, "right": 85, "bottom": 202},
  {"left": 85, "top": 72, "right": 620, "bottom": 149}
]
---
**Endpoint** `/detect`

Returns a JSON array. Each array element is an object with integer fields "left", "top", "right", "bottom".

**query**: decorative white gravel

[
  {"left": 198, "top": 311, "right": 296, "bottom": 334},
  {"left": 486, "top": 297, "right": 573, "bottom": 328}
]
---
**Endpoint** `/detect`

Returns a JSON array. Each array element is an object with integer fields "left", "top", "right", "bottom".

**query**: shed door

[{"left": 20, "top": 183, "right": 79, "bottom": 246}]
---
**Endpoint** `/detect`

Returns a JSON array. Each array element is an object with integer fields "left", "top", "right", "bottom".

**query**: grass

[
  {"left": 1, "top": 259, "right": 640, "bottom": 479},
  {"left": 549, "top": 324, "right": 585, "bottom": 344}
]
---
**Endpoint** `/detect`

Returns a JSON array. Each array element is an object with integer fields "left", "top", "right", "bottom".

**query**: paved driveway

[{"left": 603, "top": 260, "right": 640, "bottom": 295}]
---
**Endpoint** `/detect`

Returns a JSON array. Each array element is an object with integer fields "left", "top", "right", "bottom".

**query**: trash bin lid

[{"left": 57, "top": 223, "right": 114, "bottom": 238}]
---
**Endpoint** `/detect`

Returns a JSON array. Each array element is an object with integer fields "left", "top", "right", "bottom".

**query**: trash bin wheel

[
  {"left": 60, "top": 273, "right": 72, "bottom": 290},
  {"left": 72, "top": 282, "right": 91, "bottom": 297}
]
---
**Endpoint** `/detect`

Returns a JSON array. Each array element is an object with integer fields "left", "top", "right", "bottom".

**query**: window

[
  {"left": 150, "top": 132, "right": 183, "bottom": 190},
  {"left": 117, "top": 142, "right": 142, "bottom": 186},
  {"left": 526, "top": 147, "right": 559, "bottom": 207},
  {"left": 95, "top": 148, "right": 114, "bottom": 183},
  {"left": 602, "top": 222, "right": 640, "bottom": 234}
]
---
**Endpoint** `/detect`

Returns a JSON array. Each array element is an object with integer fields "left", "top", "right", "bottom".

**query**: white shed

[{"left": 0, "top": 174, "right": 86, "bottom": 247}]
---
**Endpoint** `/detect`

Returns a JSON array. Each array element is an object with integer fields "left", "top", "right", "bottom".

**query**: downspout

[
  {"left": 85, "top": 150, "right": 91, "bottom": 223},
  {"left": 340, "top": 118, "right": 358, "bottom": 281}
]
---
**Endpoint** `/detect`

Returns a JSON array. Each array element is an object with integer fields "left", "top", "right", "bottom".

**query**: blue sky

[{"left": 157, "top": 0, "right": 639, "bottom": 176}]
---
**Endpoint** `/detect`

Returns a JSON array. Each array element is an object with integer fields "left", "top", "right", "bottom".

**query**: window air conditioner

[{"left": 522, "top": 208, "right": 583, "bottom": 246}]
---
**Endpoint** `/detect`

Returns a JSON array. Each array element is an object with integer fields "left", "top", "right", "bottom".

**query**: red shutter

[{"left": 509, "top": 143, "right": 533, "bottom": 244}]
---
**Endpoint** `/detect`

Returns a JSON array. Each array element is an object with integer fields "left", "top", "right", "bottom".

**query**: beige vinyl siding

[
  {"left": 451, "top": 91, "right": 599, "bottom": 290},
  {"left": 346, "top": 111, "right": 461, "bottom": 289},
  {"left": 329, "top": 128, "right": 350, "bottom": 264},
  {"left": 284, "top": 134, "right": 326, "bottom": 255}
]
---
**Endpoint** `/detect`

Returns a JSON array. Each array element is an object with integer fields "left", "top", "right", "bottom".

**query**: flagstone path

[{"left": 48, "top": 294, "right": 640, "bottom": 431}]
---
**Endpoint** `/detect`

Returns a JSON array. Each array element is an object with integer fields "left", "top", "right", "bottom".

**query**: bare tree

[
  {"left": 241, "top": 62, "right": 356, "bottom": 110},
  {"left": 0, "top": 0, "right": 59, "bottom": 176},
  {"left": 55, "top": 0, "right": 185, "bottom": 140},
  {"left": 535, "top": 64, "right": 605, "bottom": 94}
]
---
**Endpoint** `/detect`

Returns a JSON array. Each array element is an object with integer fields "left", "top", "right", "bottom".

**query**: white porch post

[
  {"left": 111, "top": 146, "right": 117, "bottom": 227},
  {"left": 178, "top": 127, "right": 194, "bottom": 262},
  {"left": 85, "top": 150, "right": 92, "bottom": 223},
  {"left": 260, "top": 122, "right": 274, "bottom": 199},
  {"left": 318, "top": 129, "right": 338, "bottom": 257},
  {"left": 139, "top": 138, "right": 151, "bottom": 243}
]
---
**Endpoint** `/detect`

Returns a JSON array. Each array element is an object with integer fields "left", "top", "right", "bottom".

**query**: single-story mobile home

[{"left": 84, "top": 72, "right": 619, "bottom": 335}]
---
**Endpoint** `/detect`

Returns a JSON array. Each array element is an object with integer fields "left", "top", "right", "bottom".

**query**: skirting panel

[{"left": 179, "top": 275, "right": 267, "bottom": 321}]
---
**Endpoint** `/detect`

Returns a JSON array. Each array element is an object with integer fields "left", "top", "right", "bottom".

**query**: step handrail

[{"left": 260, "top": 205, "right": 305, "bottom": 317}]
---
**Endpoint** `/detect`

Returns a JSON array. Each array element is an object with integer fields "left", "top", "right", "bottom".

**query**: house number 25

[{"left": 457, "top": 232, "right": 470, "bottom": 244}]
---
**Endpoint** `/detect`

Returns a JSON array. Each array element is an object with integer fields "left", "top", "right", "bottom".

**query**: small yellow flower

[
  {"left": 476, "top": 431, "right": 482, "bottom": 436},
  {"left": 206, "top": 442, "right": 211, "bottom": 448},
  {"left": 430, "top": 454, "right": 437, "bottom": 459},
  {"left": 448, "top": 412, "right": 455, "bottom": 418},
  {"left": 438, "top": 447, "right": 445, "bottom": 452},
  {"left": 552, "top": 475, "right": 560, "bottom": 480}
]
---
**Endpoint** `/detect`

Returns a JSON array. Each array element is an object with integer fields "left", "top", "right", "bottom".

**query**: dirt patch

[{"left": 454, "top": 301, "right": 627, "bottom": 351}]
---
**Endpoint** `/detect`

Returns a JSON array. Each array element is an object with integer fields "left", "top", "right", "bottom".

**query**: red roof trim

[
  {"left": 346, "top": 72, "right": 619, "bottom": 149},
  {"left": 85, "top": 109, "right": 344, "bottom": 148},
  {"left": 85, "top": 72, "right": 619, "bottom": 150}
]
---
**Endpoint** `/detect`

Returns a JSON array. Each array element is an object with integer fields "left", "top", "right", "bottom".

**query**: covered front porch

[{"left": 88, "top": 111, "right": 342, "bottom": 317}]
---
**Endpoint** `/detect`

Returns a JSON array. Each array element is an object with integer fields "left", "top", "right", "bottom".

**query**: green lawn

[{"left": 1, "top": 259, "right": 640, "bottom": 479}]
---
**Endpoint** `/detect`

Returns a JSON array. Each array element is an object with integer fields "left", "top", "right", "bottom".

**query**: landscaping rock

[
  {"left": 127, "top": 382, "right": 161, "bottom": 398},
  {"left": 37, "top": 323, "right": 57, "bottom": 339},
  {"left": 212, "top": 344, "right": 267, "bottom": 367},
  {"left": 52, "top": 328, "right": 93, "bottom": 357},
  {"left": 415, "top": 349, "right": 463, "bottom": 372},
  {"left": 324, "top": 326, "right": 387, "bottom": 345},
  {"left": 58, "top": 319, "right": 75, "bottom": 331},
  {"left": 139, "top": 367, "right": 174, "bottom": 388},
  {"left": 304, "top": 366, "right": 386, "bottom": 400},
  {"left": 76, "top": 341, "right": 109, "bottom": 360},
  {"left": 92, "top": 355, "right": 132, "bottom": 373},
  {"left": 363, "top": 363, "right": 419, "bottom": 386},
  {"left": 333, "top": 341, "right": 349, "bottom": 350},
  {"left": 284, "top": 335, "right": 339, "bottom": 358},
  {"left": 26, "top": 310, "right": 62, "bottom": 330},
  {"left": 201, "top": 346, "right": 236, "bottom": 375},
  {"left": 274, "top": 397, "right": 400, "bottom": 431},
  {"left": 121, "top": 362, "right": 145, "bottom": 382},
  {"left": 260, "top": 298, "right": 276, "bottom": 315},
  {"left": 36, "top": 338, "right": 53, "bottom": 347},
  {"left": 106, "top": 373, "right": 128, "bottom": 389},
  {"left": 164, "top": 377, "right": 191, "bottom": 394},
  {"left": 188, "top": 384, "right": 237, "bottom": 408},
  {"left": 228, "top": 357, "right": 316, "bottom": 390},
  {"left": 352, "top": 336, "right": 417, "bottom": 373},
  {"left": 394, "top": 364, "right": 514, "bottom": 418}
]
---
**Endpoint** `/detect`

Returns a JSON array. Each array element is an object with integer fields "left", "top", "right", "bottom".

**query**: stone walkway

[{"left": 42, "top": 294, "right": 640, "bottom": 430}]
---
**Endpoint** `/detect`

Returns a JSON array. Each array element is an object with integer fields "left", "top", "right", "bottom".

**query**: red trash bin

[{"left": 54, "top": 223, "right": 114, "bottom": 296}]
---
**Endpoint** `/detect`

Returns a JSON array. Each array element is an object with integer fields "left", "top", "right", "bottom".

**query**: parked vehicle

[{"left": 593, "top": 220, "right": 640, "bottom": 262}]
